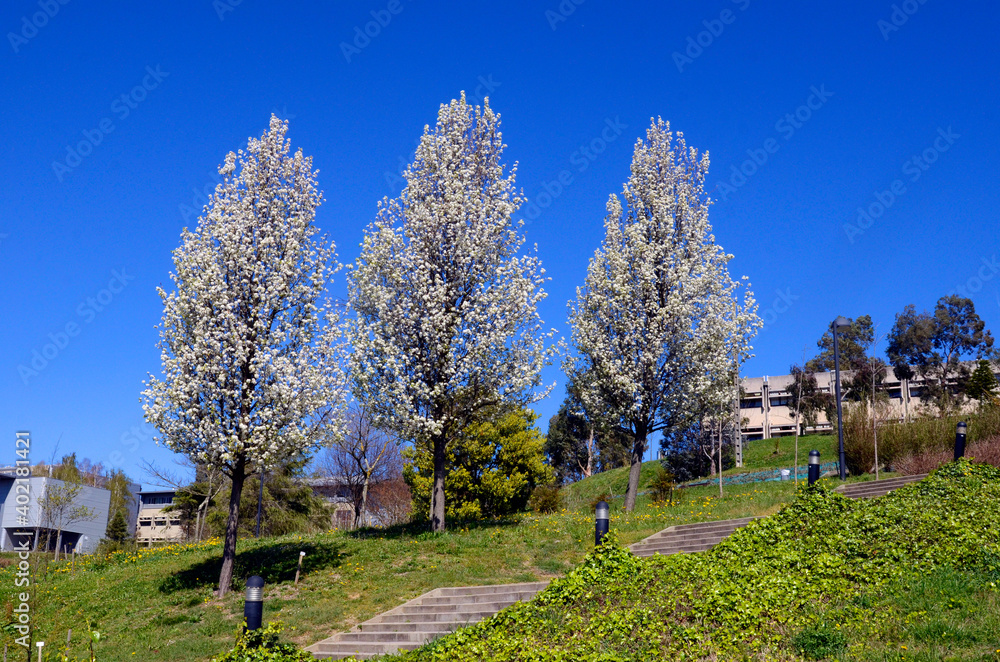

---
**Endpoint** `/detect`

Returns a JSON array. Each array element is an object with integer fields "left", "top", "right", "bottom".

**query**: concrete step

[
  {"left": 837, "top": 474, "right": 927, "bottom": 499},
  {"left": 629, "top": 517, "right": 757, "bottom": 558},
  {"left": 663, "top": 517, "right": 755, "bottom": 533},
  {"left": 433, "top": 581, "right": 548, "bottom": 597},
  {"left": 312, "top": 641, "right": 422, "bottom": 659},
  {"left": 418, "top": 590, "right": 539, "bottom": 606},
  {"left": 335, "top": 630, "right": 440, "bottom": 643},
  {"left": 376, "top": 609, "right": 498, "bottom": 623},
  {"left": 357, "top": 621, "right": 462, "bottom": 634},
  {"left": 307, "top": 581, "right": 549, "bottom": 660},
  {"left": 398, "top": 601, "right": 515, "bottom": 615}
]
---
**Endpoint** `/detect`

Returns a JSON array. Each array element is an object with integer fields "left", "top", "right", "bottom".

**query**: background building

[
  {"left": 136, "top": 490, "right": 186, "bottom": 546},
  {"left": 0, "top": 474, "right": 111, "bottom": 554},
  {"left": 739, "top": 363, "right": 1000, "bottom": 440}
]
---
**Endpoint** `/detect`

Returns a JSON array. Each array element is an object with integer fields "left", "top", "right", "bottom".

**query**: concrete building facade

[
  {"left": 0, "top": 475, "right": 111, "bottom": 554},
  {"left": 136, "top": 490, "right": 186, "bottom": 546},
  {"left": 740, "top": 363, "right": 1000, "bottom": 440}
]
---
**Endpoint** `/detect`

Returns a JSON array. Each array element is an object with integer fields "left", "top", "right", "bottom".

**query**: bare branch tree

[
  {"left": 322, "top": 406, "right": 401, "bottom": 528},
  {"left": 38, "top": 481, "right": 95, "bottom": 561}
]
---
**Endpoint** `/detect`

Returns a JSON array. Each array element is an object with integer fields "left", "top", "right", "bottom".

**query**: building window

[
  {"left": 740, "top": 399, "right": 762, "bottom": 409},
  {"left": 770, "top": 396, "right": 791, "bottom": 407}
]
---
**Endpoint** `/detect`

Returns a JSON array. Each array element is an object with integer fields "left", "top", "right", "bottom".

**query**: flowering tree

[
  {"left": 567, "top": 118, "right": 760, "bottom": 511},
  {"left": 142, "top": 116, "right": 348, "bottom": 596},
  {"left": 349, "top": 94, "right": 556, "bottom": 532}
]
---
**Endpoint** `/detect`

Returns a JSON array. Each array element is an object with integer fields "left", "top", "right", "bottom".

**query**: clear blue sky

[{"left": 2, "top": 1, "right": 998, "bottom": 487}]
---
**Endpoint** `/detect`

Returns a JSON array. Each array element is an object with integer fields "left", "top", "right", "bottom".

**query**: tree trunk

[
  {"left": 717, "top": 421, "right": 723, "bottom": 499},
  {"left": 356, "top": 473, "right": 371, "bottom": 529},
  {"left": 623, "top": 428, "right": 647, "bottom": 512},
  {"left": 430, "top": 437, "right": 447, "bottom": 532},
  {"left": 217, "top": 458, "right": 246, "bottom": 597},
  {"left": 54, "top": 529, "right": 63, "bottom": 561}
]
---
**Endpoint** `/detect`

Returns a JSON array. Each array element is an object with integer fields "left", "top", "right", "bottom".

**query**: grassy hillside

[
  {"left": 0, "top": 475, "right": 822, "bottom": 662},
  {"left": 562, "top": 433, "right": 841, "bottom": 510},
  {"left": 387, "top": 460, "right": 1000, "bottom": 661}
]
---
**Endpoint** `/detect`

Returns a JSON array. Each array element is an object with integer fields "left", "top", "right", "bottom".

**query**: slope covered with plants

[{"left": 391, "top": 460, "right": 1000, "bottom": 661}]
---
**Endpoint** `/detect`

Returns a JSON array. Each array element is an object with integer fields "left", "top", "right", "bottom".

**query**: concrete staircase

[
  {"left": 306, "top": 581, "right": 549, "bottom": 660},
  {"left": 628, "top": 516, "right": 757, "bottom": 558},
  {"left": 834, "top": 473, "right": 928, "bottom": 499}
]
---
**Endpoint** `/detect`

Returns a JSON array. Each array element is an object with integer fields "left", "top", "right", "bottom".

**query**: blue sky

[{"left": 1, "top": 1, "right": 997, "bottom": 487}]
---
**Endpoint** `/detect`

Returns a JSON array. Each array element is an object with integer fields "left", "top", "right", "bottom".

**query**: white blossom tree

[
  {"left": 349, "top": 94, "right": 557, "bottom": 533},
  {"left": 142, "top": 116, "right": 348, "bottom": 596},
  {"left": 567, "top": 118, "right": 760, "bottom": 511}
]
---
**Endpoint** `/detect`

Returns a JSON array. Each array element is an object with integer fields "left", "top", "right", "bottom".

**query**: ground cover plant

[
  {"left": 0, "top": 478, "right": 800, "bottom": 662},
  {"left": 381, "top": 460, "right": 1000, "bottom": 661}
]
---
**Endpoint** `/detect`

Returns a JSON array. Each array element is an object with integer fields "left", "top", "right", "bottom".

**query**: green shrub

[
  {"left": 791, "top": 623, "right": 846, "bottom": 659},
  {"left": 211, "top": 623, "right": 313, "bottom": 662},
  {"left": 527, "top": 485, "right": 564, "bottom": 514},
  {"left": 844, "top": 404, "right": 1000, "bottom": 475},
  {"left": 648, "top": 467, "right": 677, "bottom": 505},
  {"left": 587, "top": 490, "right": 613, "bottom": 512}
]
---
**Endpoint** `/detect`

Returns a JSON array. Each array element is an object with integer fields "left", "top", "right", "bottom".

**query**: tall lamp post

[{"left": 832, "top": 316, "right": 851, "bottom": 480}]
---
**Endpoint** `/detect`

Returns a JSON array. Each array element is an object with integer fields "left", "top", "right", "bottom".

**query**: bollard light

[
  {"left": 955, "top": 421, "right": 968, "bottom": 461},
  {"left": 807, "top": 450, "right": 821, "bottom": 487},
  {"left": 244, "top": 575, "right": 264, "bottom": 632},
  {"left": 594, "top": 501, "right": 609, "bottom": 547}
]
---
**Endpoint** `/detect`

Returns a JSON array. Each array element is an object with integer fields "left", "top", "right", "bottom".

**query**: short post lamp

[
  {"left": 807, "top": 450, "right": 821, "bottom": 487},
  {"left": 244, "top": 576, "right": 264, "bottom": 632},
  {"left": 831, "top": 316, "right": 851, "bottom": 480},
  {"left": 955, "top": 421, "right": 968, "bottom": 461},
  {"left": 594, "top": 501, "right": 609, "bottom": 547}
]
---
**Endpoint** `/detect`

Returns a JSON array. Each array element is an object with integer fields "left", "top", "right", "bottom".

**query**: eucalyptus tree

[
  {"left": 142, "top": 116, "right": 348, "bottom": 596},
  {"left": 349, "top": 94, "right": 556, "bottom": 532},
  {"left": 568, "top": 118, "right": 760, "bottom": 511}
]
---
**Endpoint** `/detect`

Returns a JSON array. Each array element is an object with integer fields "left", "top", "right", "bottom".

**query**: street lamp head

[{"left": 832, "top": 316, "right": 851, "bottom": 330}]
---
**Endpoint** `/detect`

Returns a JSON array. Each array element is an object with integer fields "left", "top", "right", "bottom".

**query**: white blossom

[
  {"left": 567, "top": 118, "right": 761, "bottom": 511},
  {"left": 349, "top": 94, "right": 557, "bottom": 531},
  {"left": 141, "top": 116, "right": 348, "bottom": 594}
]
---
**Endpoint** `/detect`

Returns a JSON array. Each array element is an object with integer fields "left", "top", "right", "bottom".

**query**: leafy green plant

[
  {"left": 527, "top": 485, "right": 564, "bottom": 514},
  {"left": 791, "top": 623, "right": 847, "bottom": 659},
  {"left": 211, "top": 622, "right": 313, "bottom": 662},
  {"left": 648, "top": 467, "right": 677, "bottom": 505}
]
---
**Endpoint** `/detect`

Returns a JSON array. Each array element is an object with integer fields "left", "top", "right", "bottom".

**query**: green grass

[
  {"left": 0, "top": 475, "right": 821, "bottom": 662},
  {"left": 835, "top": 568, "right": 1000, "bottom": 660},
  {"left": 561, "top": 433, "right": 842, "bottom": 511},
  {"left": 735, "top": 433, "right": 841, "bottom": 473}
]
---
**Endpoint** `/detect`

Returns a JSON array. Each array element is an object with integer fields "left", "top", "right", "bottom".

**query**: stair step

[
  {"left": 419, "top": 590, "right": 539, "bottom": 606},
  {"left": 376, "top": 610, "right": 496, "bottom": 623}
]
